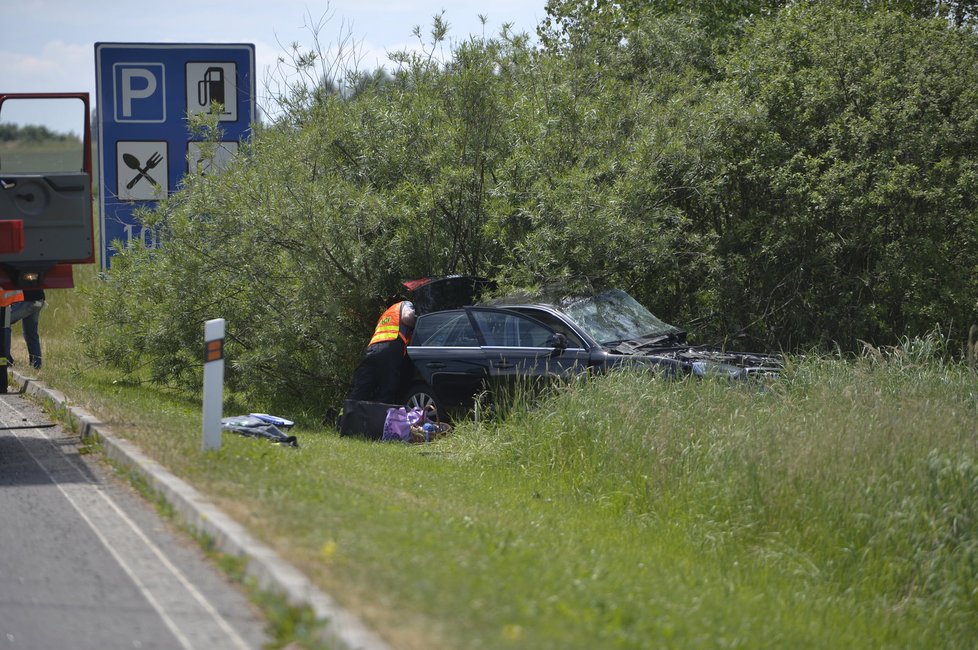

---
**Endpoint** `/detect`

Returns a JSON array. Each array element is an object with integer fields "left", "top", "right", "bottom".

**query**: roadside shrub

[{"left": 704, "top": 6, "right": 978, "bottom": 349}]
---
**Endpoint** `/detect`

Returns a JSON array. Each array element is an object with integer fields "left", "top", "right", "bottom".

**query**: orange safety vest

[
  {"left": 368, "top": 301, "right": 413, "bottom": 347},
  {"left": 0, "top": 290, "right": 23, "bottom": 308}
]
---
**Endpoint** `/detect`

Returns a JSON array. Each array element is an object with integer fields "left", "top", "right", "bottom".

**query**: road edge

[{"left": 12, "top": 371, "right": 395, "bottom": 650}]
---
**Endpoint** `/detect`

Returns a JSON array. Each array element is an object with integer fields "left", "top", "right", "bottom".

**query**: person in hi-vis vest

[{"left": 346, "top": 300, "right": 418, "bottom": 404}]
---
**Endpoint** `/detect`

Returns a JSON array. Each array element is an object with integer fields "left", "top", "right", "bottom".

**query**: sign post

[
  {"left": 202, "top": 318, "right": 225, "bottom": 451},
  {"left": 94, "top": 43, "right": 255, "bottom": 268}
]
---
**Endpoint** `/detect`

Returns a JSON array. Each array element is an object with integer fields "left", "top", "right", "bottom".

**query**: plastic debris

[
  {"left": 248, "top": 413, "right": 295, "bottom": 429},
  {"left": 222, "top": 415, "right": 298, "bottom": 447}
]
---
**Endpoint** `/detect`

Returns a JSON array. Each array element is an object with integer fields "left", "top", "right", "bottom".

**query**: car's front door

[{"left": 468, "top": 308, "right": 591, "bottom": 404}]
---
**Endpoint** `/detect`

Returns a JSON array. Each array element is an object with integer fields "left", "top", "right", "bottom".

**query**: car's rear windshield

[{"left": 561, "top": 289, "right": 681, "bottom": 345}]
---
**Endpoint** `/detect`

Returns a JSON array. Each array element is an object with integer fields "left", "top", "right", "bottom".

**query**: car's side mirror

[{"left": 547, "top": 332, "right": 568, "bottom": 353}]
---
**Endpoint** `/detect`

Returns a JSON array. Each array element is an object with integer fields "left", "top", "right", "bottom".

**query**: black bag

[{"left": 339, "top": 399, "right": 401, "bottom": 439}]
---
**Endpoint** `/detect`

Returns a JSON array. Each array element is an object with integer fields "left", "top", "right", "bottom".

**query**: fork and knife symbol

[{"left": 123, "top": 152, "right": 163, "bottom": 190}]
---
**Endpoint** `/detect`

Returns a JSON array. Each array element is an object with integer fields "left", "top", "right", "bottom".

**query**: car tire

[{"left": 404, "top": 382, "right": 442, "bottom": 421}]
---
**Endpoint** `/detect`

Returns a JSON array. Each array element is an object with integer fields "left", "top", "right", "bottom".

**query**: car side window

[
  {"left": 471, "top": 310, "right": 554, "bottom": 347},
  {"left": 508, "top": 308, "right": 586, "bottom": 348},
  {"left": 413, "top": 311, "right": 480, "bottom": 347}
]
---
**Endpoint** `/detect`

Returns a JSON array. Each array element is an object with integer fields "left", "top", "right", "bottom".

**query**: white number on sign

[{"left": 122, "top": 224, "right": 159, "bottom": 249}]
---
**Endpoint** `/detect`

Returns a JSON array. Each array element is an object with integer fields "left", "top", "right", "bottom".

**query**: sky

[{"left": 0, "top": 0, "right": 548, "bottom": 133}]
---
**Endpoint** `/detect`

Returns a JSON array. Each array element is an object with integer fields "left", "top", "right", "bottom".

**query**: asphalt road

[{"left": 0, "top": 390, "right": 269, "bottom": 650}]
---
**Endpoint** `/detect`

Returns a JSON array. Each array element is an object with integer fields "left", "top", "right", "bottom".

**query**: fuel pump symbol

[
  {"left": 197, "top": 66, "right": 228, "bottom": 113},
  {"left": 186, "top": 62, "right": 238, "bottom": 121}
]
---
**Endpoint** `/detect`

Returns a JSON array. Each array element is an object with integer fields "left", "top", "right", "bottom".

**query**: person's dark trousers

[
  {"left": 346, "top": 339, "right": 405, "bottom": 404},
  {"left": 20, "top": 307, "right": 41, "bottom": 368},
  {"left": 4, "top": 300, "right": 42, "bottom": 368}
]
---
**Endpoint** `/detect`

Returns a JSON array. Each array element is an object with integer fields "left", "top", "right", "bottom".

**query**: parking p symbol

[
  {"left": 121, "top": 69, "right": 156, "bottom": 116},
  {"left": 113, "top": 63, "right": 166, "bottom": 123}
]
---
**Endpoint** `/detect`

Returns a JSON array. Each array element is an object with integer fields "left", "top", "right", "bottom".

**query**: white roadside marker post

[{"left": 202, "top": 318, "right": 225, "bottom": 451}]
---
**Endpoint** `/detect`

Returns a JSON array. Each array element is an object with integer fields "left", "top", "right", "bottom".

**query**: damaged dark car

[{"left": 401, "top": 277, "right": 782, "bottom": 418}]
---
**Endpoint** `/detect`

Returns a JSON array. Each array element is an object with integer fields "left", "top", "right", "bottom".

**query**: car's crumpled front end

[
  {"left": 543, "top": 287, "right": 783, "bottom": 380},
  {"left": 677, "top": 348, "right": 782, "bottom": 379},
  {"left": 606, "top": 342, "right": 783, "bottom": 379}
]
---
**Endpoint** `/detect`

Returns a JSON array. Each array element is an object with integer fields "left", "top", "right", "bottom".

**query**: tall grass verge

[{"left": 457, "top": 349, "right": 978, "bottom": 646}]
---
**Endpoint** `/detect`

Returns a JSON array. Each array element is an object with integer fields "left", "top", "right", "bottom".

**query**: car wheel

[{"left": 405, "top": 383, "right": 441, "bottom": 420}]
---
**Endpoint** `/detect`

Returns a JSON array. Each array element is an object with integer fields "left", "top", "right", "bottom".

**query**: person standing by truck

[
  {"left": 5, "top": 289, "right": 44, "bottom": 368},
  {"left": 13, "top": 289, "right": 44, "bottom": 368}
]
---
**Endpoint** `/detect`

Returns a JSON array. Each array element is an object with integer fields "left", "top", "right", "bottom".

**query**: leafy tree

[
  {"left": 861, "top": 0, "right": 978, "bottom": 26},
  {"left": 521, "top": 2, "right": 978, "bottom": 348},
  {"left": 690, "top": 5, "right": 978, "bottom": 347},
  {"left": 488, "top": 12, "right": 723, "bottom": 327},
  {"left": 539, "top": 0, "right": 783, "bottom": 54},
  {"left": 0, "top": 123, "right": 79, "bottom": 143}
]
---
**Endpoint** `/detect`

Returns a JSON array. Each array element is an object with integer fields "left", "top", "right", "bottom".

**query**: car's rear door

[{"left": 407, "top": 310, "right": 489, "bottom": 411}]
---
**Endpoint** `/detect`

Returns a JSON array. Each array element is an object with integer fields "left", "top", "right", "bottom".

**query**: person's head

[{"left": 400, "top": 301, "right": 417, "bottom": 329}]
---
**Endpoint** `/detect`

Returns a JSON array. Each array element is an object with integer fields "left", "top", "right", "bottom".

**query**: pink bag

[{"left": 382, "top": 407, "right": 425, "bottom": 442}]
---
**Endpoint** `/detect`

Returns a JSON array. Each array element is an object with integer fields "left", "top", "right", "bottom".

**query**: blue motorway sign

[{"left": 94, "top": 43, "right": 255, "bottom": 268}]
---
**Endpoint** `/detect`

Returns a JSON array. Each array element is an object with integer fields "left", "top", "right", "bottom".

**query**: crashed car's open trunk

[{"left": 402, "top": 276, "right": 495, "bottom": 315}]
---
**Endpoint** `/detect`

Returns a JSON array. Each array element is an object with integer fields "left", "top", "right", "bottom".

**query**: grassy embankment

[{"left": 19, "top": 264, "right": 978, "bottom": 649}]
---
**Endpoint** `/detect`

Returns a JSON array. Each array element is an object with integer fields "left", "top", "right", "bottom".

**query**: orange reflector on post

[{"left": 205, "top": 339, "right": 224, "bottom": 362}]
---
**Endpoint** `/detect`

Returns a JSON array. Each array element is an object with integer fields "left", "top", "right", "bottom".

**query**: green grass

[
  {"left": 21, "top": 266, "right": 978, "bottom": 649},
  {"left": 0, "top": 140, "right": 85, "bottom": 174}
]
